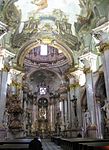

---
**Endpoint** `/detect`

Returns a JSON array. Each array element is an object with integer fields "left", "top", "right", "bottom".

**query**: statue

[
  {"left": 31, "top": 0, "right": 48, "bottom": 12},
  {"left": 85, "top": 111, "right": 91, "bottom": 126},
  {"left": 93, "top": 31, "right": 109, "bottom": 45},
  {"left": 81, "top": 58, "right": 90, "bottom": 69},
  {"left": 39, "top": 107, "right": 46, "bottom": 119},
  {"left": 83, "top": 110, "right": 91, "bottom": 132},
  {"left": 101, "top": 100, "right": 109, "bottom": 121}
]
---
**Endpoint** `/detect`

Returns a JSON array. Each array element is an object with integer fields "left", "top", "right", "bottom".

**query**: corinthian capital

[{"left": 92, "top": 21, "right": 109, "bottom": 46}]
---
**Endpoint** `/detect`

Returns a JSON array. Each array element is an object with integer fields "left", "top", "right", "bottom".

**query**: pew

[
  {"left": 52, "top": 136, "right": 109, "bottom": 150},
  {"left": 0, "top": 144, "right": 28, "bottom": 150},
  {"left": 60, "top": 138, "right": 109, "bottom": 150},
  {"left": 0, "top": 138, "right": 32, "bottom": 150},
  {"left": 79, "top": 142, "right": 109, "bottom": 150}
]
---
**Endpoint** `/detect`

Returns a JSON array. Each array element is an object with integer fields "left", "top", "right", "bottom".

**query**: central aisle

[{"left": 42, "top": 139, "right": 62, "bottom": 150}]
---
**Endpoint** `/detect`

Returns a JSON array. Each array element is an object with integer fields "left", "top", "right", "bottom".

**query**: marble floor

[{"left": 42, "top": 139, "right": 62, "bottom": 150}]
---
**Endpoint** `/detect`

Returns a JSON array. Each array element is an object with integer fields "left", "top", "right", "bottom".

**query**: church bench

[
  {"left": 52, "top": 137, "right": 109, "bottom": 150},
  {"left": 0, "top": 138, "right": 32, "bottom": 144},
  {"left": 78, "top": 142, "right": 109, "bottom": 150},
  {"left": 0, "top": 138, "right": 32, "bottom": 150},
  {"left": 0, "top": 144, "right": 28, "bottom": 150},
  {"left": 60, "top": 138, "right": 109, "bottom": 150},
  {"left": 51, "top": 136, "right": 61, "bottom": 145}
]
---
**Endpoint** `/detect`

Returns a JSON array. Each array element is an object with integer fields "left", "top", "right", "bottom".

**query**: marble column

[
  {"left": 99, "top": 43, "right": 109, "bottom": 130},
  {"left": 52, "top": 103, "right": 55, "bottom": 131},
  {"left": 0, "top": 68, "right": 9, "bottom": 125},
  {"left": 75, "top": 83, "right": 82, "bottom": 128},
  {"left": 36, "top": 103, "right": 38, "bottom": 121},
  {"left": 92, "top": 22, "right": 109, "bottom": 100},
  {"left": 84, "top": 68, "right": 96, "bottom": 125},
  {"left": 79, "top": 52, "right": 97, "bottom": 125},
  {"left": 79, "top": 52, "right": 98, "bottom": 138},
  {"left": 69, "top": 84, "right": 76, "bottom": 128},
  {"left": 50, "top": 104, "right": 53, "bottom": 131},
  {"left": 59, "top": 100, "right": 64, "bottom": 131},
  {"left": 23, "top": 97, "right": 27, "bottom": 135},
  {"left": 32, "top": 104, "right": 36, "bottom": 123},
  {"left": 84, "top": 67, "right": 97, "bottom": 138},
  {"left": 67, "top": 90, "right": 71, "bottom": 124},
  {"left": 69, "top": 68, "right": 85, "bottom": 129},
  {"left": 93, "top": 23, "right": 109, "bottom": 131},
  {"left": 59, "top": 82, "right": 68, "bottom": 131},
  {"left": 96, "top": 99, "right": 103, "bottom": 139},
  {"left": 100, "top": 43, "right": 109, "bottom": 101},
  {"left": 64, "top": 95, "right": 68, "bottom": 127},
  {"left": 48, "top": 104, "right": 51, "bottom": 132}
]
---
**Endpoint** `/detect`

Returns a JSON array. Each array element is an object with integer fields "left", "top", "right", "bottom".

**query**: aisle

[{"left": 42, "top": 139, "right": 62, "bottom": 150}]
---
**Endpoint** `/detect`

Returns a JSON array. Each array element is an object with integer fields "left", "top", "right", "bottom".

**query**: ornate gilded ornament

[{"left": 100, "top": 43, "right": 109, "bottom": 53}]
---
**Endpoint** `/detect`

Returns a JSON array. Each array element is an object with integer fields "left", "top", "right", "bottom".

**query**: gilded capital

[
  {"left": 69, "top": 82, "right": 80, "bottom": 89},
  {"left": 83, "top": 67, "right": 91, "bottom": 74},
  {"left": 2, "top": 64, "right": 10, "bottom": 72},
  {"left": 100, "top": 43, "right": 109, "bottom": 53},
  {"left": 96, "top": 98, "right": 101, "bottom": 104}
]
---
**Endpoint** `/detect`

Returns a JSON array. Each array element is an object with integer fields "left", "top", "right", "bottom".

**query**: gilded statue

[{"left": 39, "top": 107, "right": 46, "bottom": 119}]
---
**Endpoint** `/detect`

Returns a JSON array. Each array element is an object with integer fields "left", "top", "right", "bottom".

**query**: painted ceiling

[
  {"left": 0, "top": 0, "right": 109, "bottom": 77},
  {"left": 14, "top": 0, "right": 80, "bottom": 29}
]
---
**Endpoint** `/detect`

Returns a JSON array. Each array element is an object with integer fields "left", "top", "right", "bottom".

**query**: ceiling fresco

[
  {"left": 14, "top": 0, "right": 80, "bottom": 26},
  {"left": 0, "top": 0, "right": 109, "bottom": 77}
]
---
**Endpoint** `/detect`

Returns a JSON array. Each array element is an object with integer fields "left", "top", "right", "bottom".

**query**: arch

[
  {"left": 27, "top": 68, "right": 63, "bottom": 84},
  {"left": 16, "top": 39, "right": 74, "bottom": 67}
]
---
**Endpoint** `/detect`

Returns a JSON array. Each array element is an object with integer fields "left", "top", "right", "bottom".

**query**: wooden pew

[
  {"left": 78, "top": 142, "right": 109, "bottom": 150},
  {"left": 0, "top": 138, "right": 32, "bottom": 150},
  {"left": 0, "top": 144, "right": 28, "bottom": 150},
  {"left": 52, "top": 136, "right": 109, "bottom": 150},
  {"left": 51, "top": 136, "right": 61, "bottom": 146}
]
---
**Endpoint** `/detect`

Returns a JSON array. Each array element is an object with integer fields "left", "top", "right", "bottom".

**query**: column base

[
  {"left": 0, "top": 124, "right": 7, "bottom": 140},
  {"left": 106, "top": 119, "right": 109, "bottom": 127},
  {"left": 87, "top": 124, "right": 97, "bottom": 138},
  {"left": 105, "top": 120, "right": 109, "bottom": 138},
  {"left": 7, "top": 129, "right": 24, "bottom": 139}
]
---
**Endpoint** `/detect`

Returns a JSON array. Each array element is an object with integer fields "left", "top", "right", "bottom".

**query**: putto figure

[{"left": 31, "top": 0, "right": 48, "bottom": 12}]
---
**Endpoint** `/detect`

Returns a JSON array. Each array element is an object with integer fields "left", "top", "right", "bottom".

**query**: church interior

[{"left": 0, "top": 0, "right": 109, "bottom": 149}]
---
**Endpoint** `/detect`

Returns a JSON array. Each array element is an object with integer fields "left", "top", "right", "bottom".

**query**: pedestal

[{"left": 87, "top": 125, "right": 97, "bottom": 138}]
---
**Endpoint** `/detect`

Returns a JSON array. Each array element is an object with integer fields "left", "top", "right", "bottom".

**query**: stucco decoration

[{"left": 1, "top": 0, "right": 21, "bottom": 30}]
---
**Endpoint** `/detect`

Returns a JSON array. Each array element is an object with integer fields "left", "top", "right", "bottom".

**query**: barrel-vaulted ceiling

[
  {"left": 0, "top": 0, "right": 109, "bottom": 76},
  {"left": 0, "top": 0, "right": 81, "bottom": 75}
]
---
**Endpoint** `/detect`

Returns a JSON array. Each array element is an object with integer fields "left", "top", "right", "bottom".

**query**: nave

[
  {"left": 42, "top": 139, "right": 62, "bottom": 150},
  {"left": 1, "top": 0, "right": 109, "bottom": 144},
  {"left": 0, "top": 138, "right": 62, "bottom": 150},
  {"left": 0, "top": 137, "right": 109, "bottom": 150}
]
